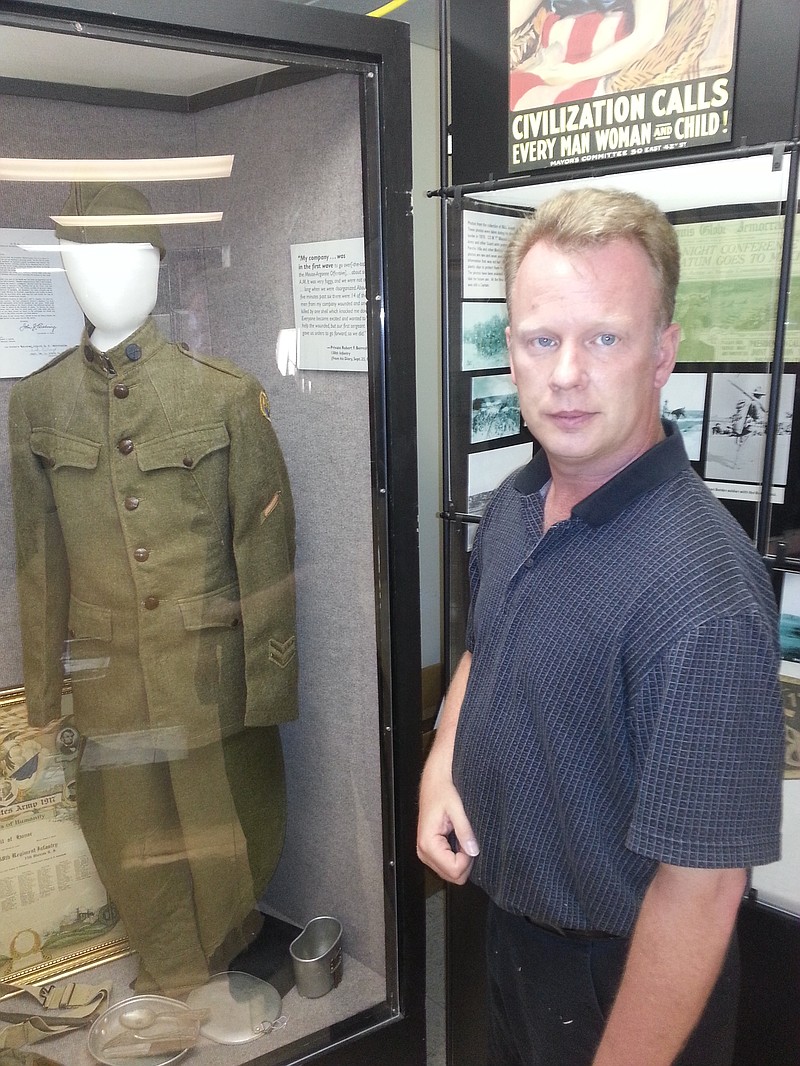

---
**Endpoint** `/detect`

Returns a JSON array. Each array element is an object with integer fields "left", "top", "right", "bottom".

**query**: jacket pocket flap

[
  {"left": 178, "top": 583, "right": 241, "bottom": 631},
  {"left": 68, "top": 596, "right": 112, "bottom": 641},
  {"left": 30, "top": 429, "right": 100, "bottom": 471},
  {"left": 137, "top": 424, "right": 230, "bottom": 472}
]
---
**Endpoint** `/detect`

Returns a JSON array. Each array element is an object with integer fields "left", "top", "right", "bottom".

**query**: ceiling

[
  {"left": 0, "top": 2, "right": 438, "bottom": 98},
  {"left": 285, "top": 0, "right": 439, "bottom": 49}
]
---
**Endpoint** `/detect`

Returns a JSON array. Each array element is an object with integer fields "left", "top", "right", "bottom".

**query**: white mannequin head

[{"left": 59, "top": 238, "right": 160, "bottom": 353}]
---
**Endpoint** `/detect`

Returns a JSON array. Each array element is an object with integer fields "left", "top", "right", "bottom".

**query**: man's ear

[
  {"left": 506, "top": 325, "right": 517, "bottom": 386},
  {"left": 654, "top": 322, "right": 681, "bottom": 389}
]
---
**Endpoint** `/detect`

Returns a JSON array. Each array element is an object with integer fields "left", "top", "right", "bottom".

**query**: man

[{"left": 417, "top": 188, "right": 783, "bottom": 1065}]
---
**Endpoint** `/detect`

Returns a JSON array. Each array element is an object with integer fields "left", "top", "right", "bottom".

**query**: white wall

[{"left": 411, "top": 41, "right": 443, "bottom": 670}]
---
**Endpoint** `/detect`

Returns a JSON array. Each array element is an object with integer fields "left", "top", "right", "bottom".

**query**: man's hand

[
  {"left": 417, "top": 747, "right": 479, "bottom": 884},
  {"left": 416, "top": 651, "right": 479, "bottom": 885}
]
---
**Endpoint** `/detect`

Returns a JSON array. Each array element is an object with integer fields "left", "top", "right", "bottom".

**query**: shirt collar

[
  {"left": 81, "top": 316, "right": 168, "bottom": 377},
  {"left": 514, "top": 420, "right": 692, "bottom": 527}
]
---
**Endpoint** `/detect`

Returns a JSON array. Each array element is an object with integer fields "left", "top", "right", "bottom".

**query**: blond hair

[{"left": 504, "top": 188, "right": 680, "bottom": 327}]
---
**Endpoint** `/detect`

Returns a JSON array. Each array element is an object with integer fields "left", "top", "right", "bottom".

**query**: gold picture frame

[{"left": 0, "top": 686, "right": 128, "bottom": 991}]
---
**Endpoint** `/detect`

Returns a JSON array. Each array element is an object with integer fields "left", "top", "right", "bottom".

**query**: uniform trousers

[
  {"left": 487, "top": 899, "right": 739, "bottom": 1066},
  {"left": 76, "top": 726, "right": 286, "bottom": 996}
]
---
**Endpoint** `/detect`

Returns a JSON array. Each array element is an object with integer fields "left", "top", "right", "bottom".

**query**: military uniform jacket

[{"left": 9, "top": 317, "right": 298, "bottom": 744}]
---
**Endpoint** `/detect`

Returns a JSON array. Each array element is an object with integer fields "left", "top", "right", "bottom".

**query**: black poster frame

[{"left": 449, "top": 0, "right": 800, "bottom": 188}]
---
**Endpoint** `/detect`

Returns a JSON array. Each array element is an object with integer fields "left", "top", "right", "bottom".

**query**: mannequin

[
  {"left": 58, "top": 238, "right": 160, "bottom": 351},
  {"left": 8, "top": 183, "right": 298, "bottom": 995}
]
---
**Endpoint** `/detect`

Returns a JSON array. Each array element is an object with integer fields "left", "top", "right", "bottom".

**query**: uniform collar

[
  {"left": 81, "top": 316, "right": 169, "bottom": 377},
  {"left": 514, "top": 420, "right": 692, "bottom": 527}
]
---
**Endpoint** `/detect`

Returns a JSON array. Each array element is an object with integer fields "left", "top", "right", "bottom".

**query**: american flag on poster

[
  {"left": 509, "top": 7, "right": 629, "bottom": 112},
  {"left": 507, "top": 0, "right": 740, "bottom": 173}
]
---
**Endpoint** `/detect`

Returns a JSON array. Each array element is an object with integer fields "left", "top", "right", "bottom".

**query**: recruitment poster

[{"left": 508, "top": 0, "right": 740, "bottom": 173}]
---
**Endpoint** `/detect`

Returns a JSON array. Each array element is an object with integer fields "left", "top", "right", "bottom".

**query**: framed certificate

[{"left": 0, "top": 688, "right": 127, "bottom": 988}]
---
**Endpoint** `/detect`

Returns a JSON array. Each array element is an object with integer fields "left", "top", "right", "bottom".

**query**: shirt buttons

[
  {"left": 125, "top": 343, "right": 142, "bottom": 362},
  {"left": 118, "top": 437, "right": 134, "bottom": 455},
  {"left": 134, "top": 548, "right": 150, "bottom": 562},
  {"left": 113, "top": 383, "right": 130, "bottom": 399},
  {"left": 124, "top": 497, "right": 140, "bottom": 511},
  {"left": 143, "top": 596, "right": 159, "bottom": 610},
  {"left": 182, "top": 457, "right": 194, "bottom": 468}
]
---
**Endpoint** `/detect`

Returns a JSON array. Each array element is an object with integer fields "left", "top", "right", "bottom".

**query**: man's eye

[
  {"left": 531, "top": 336, "right": 557, "bottom": 349},
  {"left": 597, "top": 333, "right": 618, "bottom": 347}
]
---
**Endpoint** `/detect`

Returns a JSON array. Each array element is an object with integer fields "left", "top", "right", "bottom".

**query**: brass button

[
  {"left": 113, "top": 383, "right": 129, "bottom": 399},
  {"left": 182, "top": 457, "right": 194, "bottom": 468},
  {"left": 143, "top": 596, "right": 159, "bottom": 610},
  {"left": 118, "top": 438, "right": 134, "bottom": 455},
  {"left": 67, "top": 628, "right": 76, "bottom": 639},
  {"left": 124, "top": 497, "right": 140, "bottom": 511},
  {"left": 47, "top": 456, "right": 56, "bottom": 468},
  {"left": 134, "top": 548, "right": 150, "bottom": 562}
]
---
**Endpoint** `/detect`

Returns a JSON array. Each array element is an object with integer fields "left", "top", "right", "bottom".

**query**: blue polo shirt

[{"left": 452, "top": 423, "right": 784, "bottom": 935}]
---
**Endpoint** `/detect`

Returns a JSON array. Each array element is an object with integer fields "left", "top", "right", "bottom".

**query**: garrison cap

[{"left": 54, "top": 182, "right": 166, "bottom": 259}]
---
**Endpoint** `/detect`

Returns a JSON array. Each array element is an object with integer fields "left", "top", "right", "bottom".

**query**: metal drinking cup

[{"left": 289, "top": 916, "right": 343, "bottom": 998}]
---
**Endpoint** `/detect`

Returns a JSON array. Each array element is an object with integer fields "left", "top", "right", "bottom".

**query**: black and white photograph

[
  {"left": 703, "top": 372, "right": 795, "bottom": 490},
  {"left": 461, "top": 301, "right": 510, "bottom": 371},
  {"left": 467, "top": 442, "right": 533, "bottom": 518},
  {"left": 470, "top": 373, "right": 520, "bottom": 443},
  {"left": 661, "top": 372, "right": 708, "bottom": 462}
]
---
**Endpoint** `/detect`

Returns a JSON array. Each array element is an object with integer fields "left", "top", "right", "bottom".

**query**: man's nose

[{"left": 550, "top": 342, "right": 586, "bottom": 390}]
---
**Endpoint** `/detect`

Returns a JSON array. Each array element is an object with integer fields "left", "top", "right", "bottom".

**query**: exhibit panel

[
  {"left": 444, "top": 151, "right": 797, "bottom": 667},
  {"left": 0, "top": 4, "right": 423, "bottom": 1066}
]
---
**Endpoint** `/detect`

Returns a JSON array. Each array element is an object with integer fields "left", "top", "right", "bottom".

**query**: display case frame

[{"left": 0, "top": 2, "right": 424, "bottom": 1065}]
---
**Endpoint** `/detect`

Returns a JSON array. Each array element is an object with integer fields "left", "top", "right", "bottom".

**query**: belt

[{"left": 523, "top": 915, "right": 623, "bottom": 940}]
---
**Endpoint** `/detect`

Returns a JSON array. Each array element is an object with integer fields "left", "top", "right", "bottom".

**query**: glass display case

[{"left": 0, "top": 3, "right": 424, "bottom": 1065}]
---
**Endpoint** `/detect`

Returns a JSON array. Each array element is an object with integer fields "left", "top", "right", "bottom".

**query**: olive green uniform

[{"left": 8, "top": 317, "right": 298, "bottom": 993}]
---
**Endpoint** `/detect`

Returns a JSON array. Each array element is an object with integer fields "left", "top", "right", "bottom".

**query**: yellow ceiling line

[{"left": 367, "top": 0, "right": 411, "bottom": 16}]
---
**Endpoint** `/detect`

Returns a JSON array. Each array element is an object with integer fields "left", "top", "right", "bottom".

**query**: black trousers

[{"left": 486, "top": 901, "right": 739, "bottom": 1066}]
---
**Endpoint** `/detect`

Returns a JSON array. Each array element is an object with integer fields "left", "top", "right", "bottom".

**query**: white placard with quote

[{"left": 291, "top": 237, "right": 368, "bottom": 372}]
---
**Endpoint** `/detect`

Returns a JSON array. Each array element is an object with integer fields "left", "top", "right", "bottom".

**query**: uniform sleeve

[
  {"left": 8, "top": 385, "right": 69, "bottom": 726},
  {"left": 627, "top": 612, "right": 784, "bottom": 868},
  {"left": 227, "top": 376, "right": 298, "bottom": 727}
]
